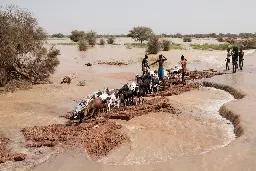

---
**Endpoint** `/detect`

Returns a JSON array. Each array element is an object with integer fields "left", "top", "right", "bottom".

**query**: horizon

[{"left": 1, "top": 0, "right": 256, "bottom": 35}]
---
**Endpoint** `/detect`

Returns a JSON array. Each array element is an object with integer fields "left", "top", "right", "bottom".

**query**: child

[{"left": 226, "top": 48, "right": 231, "bottom": 70}]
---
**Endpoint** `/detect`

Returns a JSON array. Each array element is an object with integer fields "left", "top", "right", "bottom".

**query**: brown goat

[{"left": 84, "top": 97, "right": 107, "bottom": 120}]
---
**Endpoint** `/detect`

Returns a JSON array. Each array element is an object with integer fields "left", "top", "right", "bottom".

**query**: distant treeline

[{"left": 51, "top": 32, "right": 256, "bottom": 39}]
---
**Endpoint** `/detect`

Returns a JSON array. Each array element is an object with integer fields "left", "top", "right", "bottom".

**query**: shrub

[
  {"left": 170, "top": 43, "right": 183, "bottom": 50},
  {"left": 183, "top": 37, "right": 192, "bottom": 42},
  {"left": 124, "top": 43, "right": 147, "bottom": 48},
  {"left": 0, "top": 5, "right": 60, "bottom": 86},
  {"left": 107, "top": 37, "right": 115, "bottom": 44},
  {"left": 127, "top": 26, "right": 154, "bottom": 44},
  {"left": 99, "top": 39, "right": 105, "bottom": 45},
  {"left": 77, "top": 80, "right": 86, "bottom": 86},
  {"left": 85, "top": 30, "right": 97, "bottom": 47},
  {"left": 191, "top": 43, "right": 230, "bottom": 50},
  {"left": 216, "top": 37, "right": 224, "bottom": 42},
  {"left": 234, "top": 38, "right": 256, "bottom": 50},
  {"left": 146, "top": 35, "right": 161, "bottom": 54},
  {"left": 162, "top": 40, "right": 171, "bottom": 51},
  {"left": 78, "top": 39, "right": 89, "bottom": 51},
  {"left": 51, "top": 33, "right": 65, "bottom": 38},
  {"left": 5, "top": 80, "right": 32, "bottom": 92},
  {"left": 70, "top": 30, "right": 86, "bottom": 42}
]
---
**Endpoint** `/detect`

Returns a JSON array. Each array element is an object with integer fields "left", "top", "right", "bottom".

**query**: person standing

[
  {"left": 181, "top": 55, "right": 187, "bottom": 84},
  {"left": 150, "top": 54, "right": 167, "bottom": 80},
  {"left": 142, "top": 54, "right": 150, "bottom": 75},
  {"left": 232, "top": 47, "right": 239, "bottom": 73},
  {"left": 226, "top": 48, "right": 231, "bottom": 70},
  {"left": 238, "top": 48, "right": 244, "bottom": 70}
]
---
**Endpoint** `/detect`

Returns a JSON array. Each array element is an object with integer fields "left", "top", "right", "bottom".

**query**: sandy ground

[{"left": 0, "top": 38, "right": 255, "bottom": 171}]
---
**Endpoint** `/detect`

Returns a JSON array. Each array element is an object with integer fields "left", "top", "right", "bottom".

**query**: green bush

[
  {"left": 51, "top": 33, "right": 65, "bottom": 38},
  {"left": 0, "top": 5, "right": 60, "bottom": 86},
  {"left": 107, "top": 37, "right": 115, "bottom": 44},
  {"left": 78, "top": 39, "right": 89, "bottom": 51},
  {"left": 161, "top": 39, "right": 171, "bottom": 51},
  {"left": 146, "top": 35, "right": 160, "bottom": 54},
  {"left": 191, "top": 43, "right": 230, "bottom": 50},
  {"left": 99, "top": 39, "right": 105, "bottom": 45},
  {"left": 70, "top": 30, "right": 86, "bottom": 42},
  {"left": 127, "top": 26, "right": 154, "bottom": 44},
  {"left": 124, "top": 43, "right": 147, "bottom": 48},
  {"left": 170, "top": 43, "right": 183, "bottom": 50},
  {"left": 234, "top": 38, "right": 256, "bottom": 50},
  {"left": 183, "top": 37, "right": 192, "bottom": 42},
  {"left": 216, "top": 37, "right": 224, "bottom": 42},
  {"left": 85, "top": 30, "right": 97, "bottom": 47}
]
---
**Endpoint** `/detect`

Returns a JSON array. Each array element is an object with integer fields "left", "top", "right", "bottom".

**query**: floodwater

[
  {"left": 0, "top": 39, "right": 254, "bottom": 171},
  {"left": 99, "top": 87, "right": 235, "bottom": 165}
]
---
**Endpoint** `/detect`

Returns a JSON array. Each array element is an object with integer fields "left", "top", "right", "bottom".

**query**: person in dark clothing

[
  {"left": 238, "top": 48, "right": 244, "bottom": 70},
  {"left": 181, "top": 55, "right": 187, "bottom": 84},
  {"left": 142, "top": 55, "right": 150, "bottom": 75},
  {"left": 232, "top": 47, "right": 239, "bottom": 73}
]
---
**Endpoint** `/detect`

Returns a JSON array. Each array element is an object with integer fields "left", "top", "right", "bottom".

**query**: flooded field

[
  {"left": 99, "top": 87, "right": 235, "bottom": 165},
  {"left": 0, "top": 38, "right": 255, "bottom": 171}
]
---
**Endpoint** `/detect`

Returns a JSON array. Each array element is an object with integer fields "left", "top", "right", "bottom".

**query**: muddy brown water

[{"left": 0, "top": 42, "right": 255, "bottom": 171}]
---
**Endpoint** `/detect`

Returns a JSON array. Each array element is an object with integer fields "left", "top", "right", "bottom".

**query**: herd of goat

[{"left": 71, "top": 68, "right": 182, "bottom": 122}]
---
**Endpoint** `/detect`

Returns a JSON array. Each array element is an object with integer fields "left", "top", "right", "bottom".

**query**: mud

[
  {"left": 21, "top": 97, "right": 177, "bottom": 161},
  {"left": 203, "top": 82, "right": 245, "bottom": 137},
  {"left": 147, "top": 82, "right": 200, "bottom": 97},
  {"left": 98, "top": 61, "right": 128, "bottom": 66},
  {"left": 102, "top": 97, "right": 177, "bottom": 120},
  {"left": 0, "top": 135, "right": 26, "bottom": 163},
  {"left": 185, "top": 70, "right": 227, "bottom": 80},
  {"left": 203, "top": 81, "right": 245, "bottom": 99},
  {"left": 22, "top": 119, "right": 127, "bottom": 160}
]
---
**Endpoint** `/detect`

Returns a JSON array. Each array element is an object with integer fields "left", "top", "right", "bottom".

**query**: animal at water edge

[
  {"left": 83, "top": 97, "right": 107, "bottom": 121},
  {"left": 118, "top": 82, "right": 139, "bottom": 106},
  {"left": 73, "top": 99, "right": 91, "bottom": 120},
  {"left": 106, "top": 92, "right": 120, "bottom": 112}
]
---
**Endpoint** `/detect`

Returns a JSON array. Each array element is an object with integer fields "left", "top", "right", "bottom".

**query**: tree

[
  {"left": 51, "top": 33, "right": 65, "bottom": 38},
  {"left": 127, "top": 26, "right": 153, "bottom": 44},
  {"left": 99, "top": 39, "right": 105, "bottom": 45},
  {"left": 107, "top": 36, "right": 115, "bottom": 44},
  {"left": 0, "top": 5, "right": 60, "bottom": 86},
  {"left": 162, "top": 40, "right": 171, "bottom": 51},
  {"left": 78, "top": 39, "right": 89, "bottom": 51},
  {"left": 183, "top": 37, "right": 192, "bottom": 42},
  {"left": 70, "top": 30, "right": 86, "bottom": 42},
  {"left": 85, "top": 30, "right": 97, "bottom": 47},
  {"left": 147, "top": 35, "right": 160, "bottom": 54}
]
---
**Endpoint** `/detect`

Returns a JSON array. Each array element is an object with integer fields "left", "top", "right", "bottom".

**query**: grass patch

[
  {"left": 47, "top": 38, "right": 67, "bottom": 40},
  {"left": 191, "top": 43, "right": 230, "bottom": 50},
  {"left": 170, "top": 43, "right": 183, "bottom": 50},
  {"left": 77, "top": 80, "right": 86, "bottom": 86},
  {"left": 125, "top": 43, "right": 147, "bottom": 49},
  {"left": 50, "top": 42, "right": 79, "bottom": 46}
]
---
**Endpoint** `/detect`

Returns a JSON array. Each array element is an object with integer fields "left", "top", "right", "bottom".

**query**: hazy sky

[{"left": 1, "top": 0, "right": 255, "bottom": 35}]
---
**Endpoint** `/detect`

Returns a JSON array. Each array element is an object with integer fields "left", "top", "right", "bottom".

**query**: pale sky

[{"left": 1, "top": 0, "right": 255, "bottom": 35}]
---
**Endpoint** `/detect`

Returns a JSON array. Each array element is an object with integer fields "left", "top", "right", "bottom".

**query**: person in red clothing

[{"left": 180, "top": 55, "right": 187, "bottom": 84}]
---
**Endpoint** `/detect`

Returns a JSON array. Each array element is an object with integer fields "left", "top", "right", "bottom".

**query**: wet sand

[{"left": 0, "top": 38, "right": 255, "bottom": 170}]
